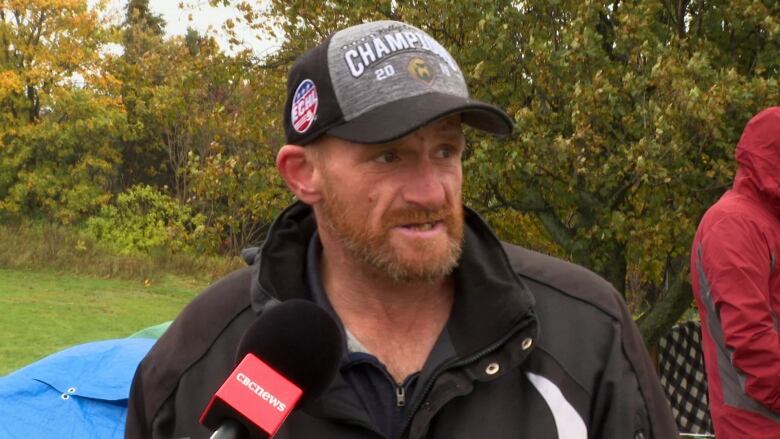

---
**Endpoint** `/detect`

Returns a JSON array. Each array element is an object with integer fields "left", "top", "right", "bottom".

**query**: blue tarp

[{"left": 0, "top": 338, "right": 156, "bottom": 438}]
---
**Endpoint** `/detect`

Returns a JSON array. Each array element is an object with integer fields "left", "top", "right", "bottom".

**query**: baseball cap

[{"left": 283, "top": 20, "right": 514, "bottom": 145}]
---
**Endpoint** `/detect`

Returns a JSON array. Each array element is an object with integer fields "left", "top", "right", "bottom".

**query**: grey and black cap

[{"left": 284, "top": 20, "right": 514, "bottom": 145}]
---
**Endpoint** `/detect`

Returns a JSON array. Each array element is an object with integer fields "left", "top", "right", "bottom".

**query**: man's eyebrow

[
  {"left": 435, "top": 120, "right": 465, "bottom": 135},
  {"left": 362, "top": 141, "right": 400, "bottom": 151},
  {"left": 436, "top": 129, "right": 467, "bottom": 145}
]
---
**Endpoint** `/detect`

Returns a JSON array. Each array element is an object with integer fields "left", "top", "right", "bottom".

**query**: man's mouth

[{"left": 400, "top": 221, "right": 440, "bottom": 231}]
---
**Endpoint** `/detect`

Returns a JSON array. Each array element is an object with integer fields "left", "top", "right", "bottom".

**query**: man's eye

[
  {"left": 436, "top": 146, "right": 458, "bottom": 159},
  {"left": 376, "top": 151, "right": 399, "bottom": 163}
]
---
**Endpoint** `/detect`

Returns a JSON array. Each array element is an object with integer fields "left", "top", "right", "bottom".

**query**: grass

[
  {"left": 0, "top": 268, "right": 206, "bottom": 376},
  {"left": 0, "top": 221, "right": 247, "bottom": 376}
]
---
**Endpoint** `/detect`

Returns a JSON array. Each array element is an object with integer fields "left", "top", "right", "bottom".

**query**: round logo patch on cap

[
  {"left": 291, "top": 79, "right": 318, "bottom": 133},
  {"left": 408, "top": 58, "right": 435, "bottom": 84}
]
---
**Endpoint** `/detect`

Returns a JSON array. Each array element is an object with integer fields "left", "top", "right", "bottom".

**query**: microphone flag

[{"left": 200, "top": 353, "right": 303, "bottom": 438}]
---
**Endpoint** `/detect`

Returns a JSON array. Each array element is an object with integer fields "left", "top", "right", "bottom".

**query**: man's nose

[{"left": 401, "top": 160, "right": 447, "bottom": 208}]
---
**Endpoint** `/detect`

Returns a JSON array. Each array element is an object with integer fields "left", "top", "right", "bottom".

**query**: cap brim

[{"left": 326, "top": 92, "right": 514, "bottom": 144}]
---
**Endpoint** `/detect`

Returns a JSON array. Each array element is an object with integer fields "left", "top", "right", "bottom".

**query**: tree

[
  {"left": 115, "top": 0, "right": 170, "bottom": 189},
  {"left": 181, "top": 46, "right": 290, "bottom": 254},
  {"left": 123, "top": 0, "right": 165, "bottom": 60},
  {"left": 0, "top": 0, "right": 127, "bottom": 223},
  {"left": 116, "top": 8, "right": 291, "bottom": 253},
  {"left": 0, "top": 0, "right": 106, "bottom": 124},
  {"left": 0, "top": 87, "right": 127, "bottom": 223},
  {"left": 125, "top": 0, "right": 165, "bottom": 36}
]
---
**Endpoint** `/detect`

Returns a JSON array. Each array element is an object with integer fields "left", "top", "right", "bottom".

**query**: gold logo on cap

[{"left": 408, "top": 58, "right": 434, "bottom": 84}]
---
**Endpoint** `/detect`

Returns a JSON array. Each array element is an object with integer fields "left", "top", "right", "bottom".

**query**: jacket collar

[{"left": 249, "top": 201, "right": 536, "bottom": 359}]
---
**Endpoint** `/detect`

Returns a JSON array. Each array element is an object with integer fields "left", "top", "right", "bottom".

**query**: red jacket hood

[{"left": 734, "top": 106, "right": 780, "bottom": 216}]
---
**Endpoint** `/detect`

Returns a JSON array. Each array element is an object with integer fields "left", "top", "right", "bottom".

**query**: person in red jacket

[{"left": 691, "top": 106, "right": 780, "bottom": 438}]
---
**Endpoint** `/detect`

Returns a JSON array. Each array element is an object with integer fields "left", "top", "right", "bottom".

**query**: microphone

[{"left": 200, "top": 299, "right": 344, "bottom": 438}]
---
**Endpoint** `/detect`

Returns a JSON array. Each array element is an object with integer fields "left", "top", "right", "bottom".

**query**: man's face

[{"left": 312, "top": 116, "right": 465, "bottom": 283}]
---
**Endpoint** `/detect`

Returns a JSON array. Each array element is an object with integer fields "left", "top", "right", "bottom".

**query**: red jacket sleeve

[{"left": 700, "top": 215, "right": 780, "bottom": 411}]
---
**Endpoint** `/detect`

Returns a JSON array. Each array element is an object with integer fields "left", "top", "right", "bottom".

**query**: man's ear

[{"left": 276, "top": 144, "right": 322, "bottom": 204}]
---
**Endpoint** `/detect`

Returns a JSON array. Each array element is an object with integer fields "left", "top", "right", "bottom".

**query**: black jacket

[{"left": 126, "top": 202, "right": 677, "bottom": 438}]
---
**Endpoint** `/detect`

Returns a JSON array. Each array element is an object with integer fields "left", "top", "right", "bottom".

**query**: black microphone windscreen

[{"left": 235, "top": 299, "right": 344, "bottom": 400}]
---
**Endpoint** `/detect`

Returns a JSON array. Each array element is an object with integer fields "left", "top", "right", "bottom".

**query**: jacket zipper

[
  {"left": 328, "top": 368, "right": 412, "bottom": 438},
  {"left": 396, "top": 385, "right": 406, "bottom": 407},
  {"left": 398, "top": 315, "right": 536, "bottom": 439}
]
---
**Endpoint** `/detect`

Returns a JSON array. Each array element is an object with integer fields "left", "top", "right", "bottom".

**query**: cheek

[
  {"left": 447, "top": 172, "right": 463, "bottom": 198},
  {"left": 365, "top": 181, "right": 395, "bottom": 207}
]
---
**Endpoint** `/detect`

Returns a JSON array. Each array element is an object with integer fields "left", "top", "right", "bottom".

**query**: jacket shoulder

[
  {"left": 502, "top": 242, "right": 678, "bottom": 438},
  {"left": 157, "top": 266, "right": 254, "bottom": 355},
  {"left": 501, "top": 242, "right": 624, "bottom": 318},
  {"left": 127, "top": 266, "right": 254, "bottom": 434}
]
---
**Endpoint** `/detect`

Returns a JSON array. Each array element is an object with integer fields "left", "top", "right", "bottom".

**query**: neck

[
  {"left": 325, "top": 254, "right": 452, "bottom": 312},
  {"left": 318, "top": 232, "right": 454, "bottom": 382}
]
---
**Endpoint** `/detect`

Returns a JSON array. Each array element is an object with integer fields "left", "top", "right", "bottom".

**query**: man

[
  {"left": 691, "top": 107, "right": 780, "bottom": 438},
  {"left": 126, "top": 20, "right": 676, "bottom": 438}
]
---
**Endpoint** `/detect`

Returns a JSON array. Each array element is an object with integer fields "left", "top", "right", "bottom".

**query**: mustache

[{"left": 381, "top": 205, "right": 462, "bottom": 227}]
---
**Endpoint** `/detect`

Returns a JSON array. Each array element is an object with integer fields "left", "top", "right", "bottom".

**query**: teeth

[{"left": 410, "top": 222, "right": 434, "bottom": 230}]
